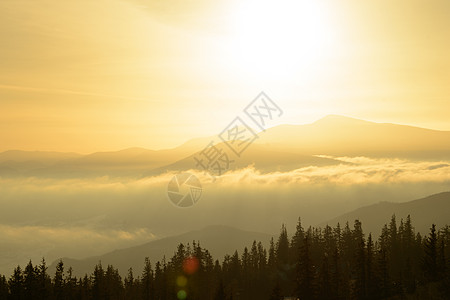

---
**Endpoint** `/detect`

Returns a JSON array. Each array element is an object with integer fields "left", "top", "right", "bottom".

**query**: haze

[
  {"left": 0, "top": 0, "right": 449, "bottom": 288},
  {"left": 1, "top": 0, "right": 450, "bottom": 153}
]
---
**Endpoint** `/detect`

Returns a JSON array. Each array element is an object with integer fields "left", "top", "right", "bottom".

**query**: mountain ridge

[
  {"left": 48, "top": 191, "right": 450, "bottom": 278},
  {"left": 1, "top": 115, "right": 449, "bottom": 177},
  {"left": 2, "top": 115, "right": 449, "bottom": 156},
  {"left": 50, "top": 225, "right": 272, "bottom": 278},
  {"left": 320, "top": 191, "right": 450, "bottom": 236}
]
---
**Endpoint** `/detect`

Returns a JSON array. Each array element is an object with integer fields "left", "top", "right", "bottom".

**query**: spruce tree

[
  {"left": 423, "top": 224, "right": 438, "bottom": 282},
  {"left": 296, "top": 234, "right": 315, "bottom": 300}
]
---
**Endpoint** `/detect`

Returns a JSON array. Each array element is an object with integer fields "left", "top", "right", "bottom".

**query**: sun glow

[{"left": 226, "top": 0, "right": 340, "bottom": 83}]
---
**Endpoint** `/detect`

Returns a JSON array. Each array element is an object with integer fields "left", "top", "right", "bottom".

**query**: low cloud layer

[
  {"left": 0, "top": 156, "right": 449, "bottom": 276},
  {"left": 210, "top": 156, "right": 450, "bottom": 185},
  {"left": 0, "top": 223, "right": 156, "bottom": 278}
]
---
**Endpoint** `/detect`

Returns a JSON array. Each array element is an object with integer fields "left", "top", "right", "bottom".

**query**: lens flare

[
  {"left": 183, "top": 256, "right": 199, "bottom": 275},
  {"left": 176, "top": 275, "right": 187, "bottom": 287},
  {"left": 177, "top": 290, "right": 187, "bottom": 300}
]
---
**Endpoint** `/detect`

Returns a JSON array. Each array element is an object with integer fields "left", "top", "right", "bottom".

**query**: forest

[{"left": 0, "top": 215, "right": 449, "bottom": 300}]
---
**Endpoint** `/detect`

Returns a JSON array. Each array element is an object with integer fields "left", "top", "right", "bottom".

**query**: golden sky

[{"left": 1, "top": 0, "right": 449, "bottom": 153}]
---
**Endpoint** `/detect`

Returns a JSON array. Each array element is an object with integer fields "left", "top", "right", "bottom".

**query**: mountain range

[
  {"left": 321, "top": 191, "right": 450, "bottom": 236},
  {"left": 50, "top": 191, "right": 449, "bottom": 278},
  {"left": 1, "top": 115, "right": 450, "bottom": 178},
  {"left": 50, "top": 225, "right": 272, "bottom": 278}
]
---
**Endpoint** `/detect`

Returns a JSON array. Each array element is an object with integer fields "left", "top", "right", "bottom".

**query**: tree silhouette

[
  {"left": 423, "top": 224, "right": 438, "bottom": 282},
  {"left": 296, "top": 233, "right": 315, "bottom": 300},
  {"left": 0, "top": 275, "right": 7, "bottom": 300},
  {"left": 0, "top": 217, "right": 448, "bottom": 300}
]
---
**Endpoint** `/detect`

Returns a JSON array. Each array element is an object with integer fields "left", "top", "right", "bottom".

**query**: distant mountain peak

[
  {"left": 313, "top": 114, "right": 373, "bottom": 126},
  {"left": 117, "top": 147, "right": 151, "bottom": 154}
]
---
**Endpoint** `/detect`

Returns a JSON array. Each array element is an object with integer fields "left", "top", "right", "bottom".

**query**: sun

[{"left": 225, "top": 0, "right": 339, "bottom": 83}]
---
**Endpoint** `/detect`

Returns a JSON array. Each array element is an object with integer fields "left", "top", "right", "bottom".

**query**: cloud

[
  {"left": 0, "top": 224, "right": 156, "bottom": 244},
  {"left": 0, "top": 156, "right": 448, "bottom": 276},
  {"left": 3, "top": 156, "right": 447, "bottom": 193},
  {"left": 200, "top": 156, "right": 450, "bottom": 185},
  {"left": 0, "top": 84, "right": 149, "bottom": 101},
  {"left": 0, "top": 223, "right": 156, "bottom": 277}
]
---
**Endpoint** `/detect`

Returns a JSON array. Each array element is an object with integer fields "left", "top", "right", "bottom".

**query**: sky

[
  {"left": 1, "top": 0, "right": 449, "bottom": 153},
  {"left": 0, "top": 0, "right": 450, "bottom": 276}
]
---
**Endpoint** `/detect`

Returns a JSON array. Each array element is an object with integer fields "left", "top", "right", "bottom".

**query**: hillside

[
  {"left": 321, "top": 191, "right": 450, "bottom": 236},
  {"left": 2, "top": 116, "right": 450, "bottom": 178},
  {"left": 259, "top": 115, "right": 450, "bottom": 159},
  {"left": 50, "top": 225, "right": 272, "bottom": 277}
]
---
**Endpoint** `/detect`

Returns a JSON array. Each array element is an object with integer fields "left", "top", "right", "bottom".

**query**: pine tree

[
  {"left": 318, "top": 253, "right": 331, "bottom": 300},
  {"left": 124, "top": 268, "right": 134, "bottom": 300},
  {"left": 23, "top": 260, "right": 38, "bottom": 299},
  {"left": 377, "top": 244, "right": 390, "bottom": 299},
  {"left": 353, "top": 220, "right": 366, "bottom": 300},
  {"left": 54, "top": 260, "right": 65, "bottom": 300},
  {"left": 92, "top": 262, "right": 105, "bottom": 300},
  {"left": 329, "top": 247, "right": 342, "bottom": 300},
  {"left": 296, "top": 234, "right": 315, "bottom": 300},
  {"left": 250, "top": 241, "right": 259, "bottom": 275},
  {"left": 268, "top": 237, "right": 277, "bottom": 273},
  {"left": 104, "top": 265, "right": 122, "bottom": 300},
  {"left": 423, "top": 224, "right": 438, "bottom": 282},
  {"left": 291, "top": 218, "right": 305, "bottom": 264},
  {"left": 65, "top": 267, "right": 77, "bottom": 300},
  {"left": 401, "top": 215, "right": 416, "bottom": 293},
  {"left": 256, "top": 241, "right": 269, "bottom": 298},
  {"left": 0, "top": 275, "right": 8, "bottom": 300},
  {"left": 437, "top": 233, "right": 446, "bottom": 277},
  {"left": 78, "top": 275, "right": 91, "bottom": 300},
  {"left": 36, "top": 258, "right": 52, "bottom": 300},
  {"left": 388, "top": 214, "right": 402, "bottom": 292},
  {"left": 438, "top": 225, "right": 450, "bottom": 297},
  {"left": 276, "top": 224, "right": 290, "bottom": 294},
  {"left": 340, "top": 222, "right": 353, "bottom": 299},
  {"left": 8, "top": 266, "right": 24, "bottom": 300},
  {"left": 366, "top": 234, "right": 378, "bottom": 300},
  {"left": 229, "top": 250, "right": 241, "bottom": 299},
  {"left": 241, "top": 247, "right": 251, "bottom": 299},
  {"left": 142, "top": 257, "right": 154, "bottom": 300},
  {"left": 154, "top": 261, "right": 167, "bottom": 300},
  {"left": 276, "top": 224, "right": 290, "bottom": 267}
]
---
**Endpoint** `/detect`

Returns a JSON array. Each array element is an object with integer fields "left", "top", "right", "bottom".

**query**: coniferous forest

[{"left": 1, "top": 216, "right": 449, "bottom": 300}]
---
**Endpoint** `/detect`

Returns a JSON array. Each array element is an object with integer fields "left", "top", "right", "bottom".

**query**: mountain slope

[
  {"left": 147, "top": 142, "right": 343, "bottom": 176},
  {"left": 2, "top": 115, "right": 450, "bottom": 178},
  {"left": 321, "top": 191, "right": 450, "bottom": 236},
  {"left": 259, "top": 115, "right": 450, "bottom": 159},
  {"left": 148, "top": 115, "right": 450, "bottom": 175},
  {"left": 50, "top": 225, "right": 272, "bottom": 277},
  {"left": 0, "top": 150, "right": 82, "bottom": 163}
]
